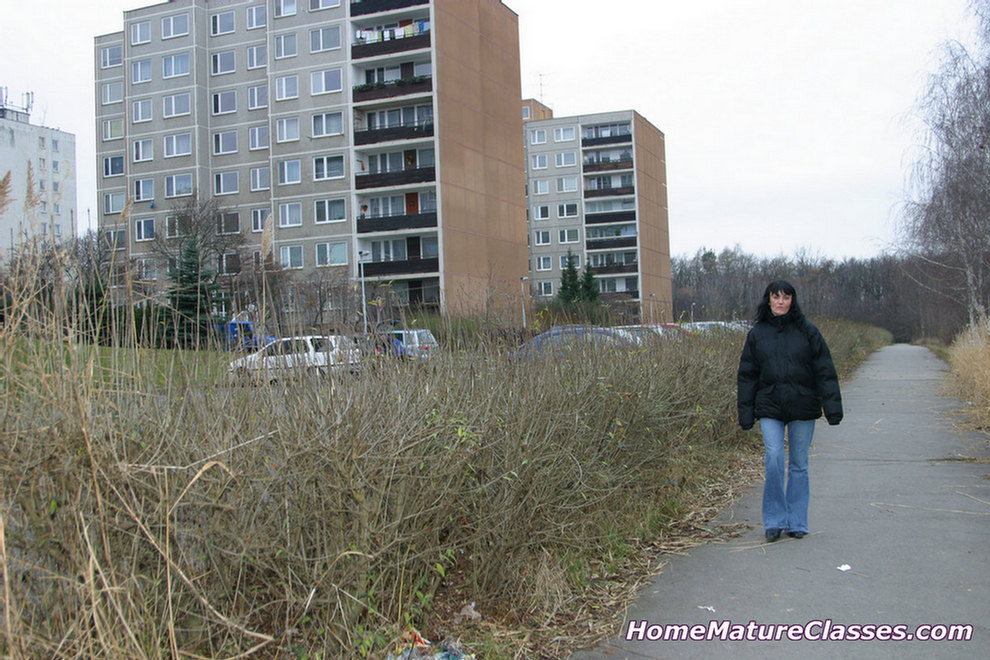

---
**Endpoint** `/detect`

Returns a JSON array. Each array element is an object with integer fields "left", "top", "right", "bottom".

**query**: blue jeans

[{"left": 760, "top": 418, "right": 816, "bottom": 533}]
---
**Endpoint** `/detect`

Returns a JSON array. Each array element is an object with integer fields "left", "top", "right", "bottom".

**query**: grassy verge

[
  {"left": 0, "top": 311, "right": 886, "bottom": 659},
  {"left": 946, "top": 323, "right": 990, "bottom": 431}
]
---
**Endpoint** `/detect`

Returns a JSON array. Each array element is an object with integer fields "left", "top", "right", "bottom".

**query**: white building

[{"left": 0, "top": 88, "right": 78, "bottom": 258}]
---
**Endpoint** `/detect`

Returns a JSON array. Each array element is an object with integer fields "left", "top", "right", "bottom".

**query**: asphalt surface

[{"left": 570, "top": 344, "right": 989, "bottom": 660}]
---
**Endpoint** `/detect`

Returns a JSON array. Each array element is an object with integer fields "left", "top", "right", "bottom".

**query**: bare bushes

[{"left": 947, "top": 322, "right": 990, "bottom": 429}]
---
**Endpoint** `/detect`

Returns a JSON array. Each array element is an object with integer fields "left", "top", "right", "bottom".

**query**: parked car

[
  {"left": 613, "top": 323, "right": 692, "bottom": 343},
  {"left": 681, "top": 321, "right": 749, "bottom": 335},
  {"left": 228, "top": 335, "right": 360, "bottom": 381},
  {"left": 510, "top": 325, "right": 636, "bottom": 359},
  {"left": 377, "top": 328, "right": 440, "bottom": 361}
]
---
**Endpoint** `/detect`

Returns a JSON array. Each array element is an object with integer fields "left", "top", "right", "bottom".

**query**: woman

[{"left": 737, "top": 280, "right": 843, "bottom": 541}]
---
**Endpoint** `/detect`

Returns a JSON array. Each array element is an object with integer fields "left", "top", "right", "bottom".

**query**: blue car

[{"left": 510, "top": 325, "right": 636, "bottom": 359}]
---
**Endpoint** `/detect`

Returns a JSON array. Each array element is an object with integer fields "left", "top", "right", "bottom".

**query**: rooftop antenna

[{"left": 538, "top": 73, "right": 545, "bottom": 104}]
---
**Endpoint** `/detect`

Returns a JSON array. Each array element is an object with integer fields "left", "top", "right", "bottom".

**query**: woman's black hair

[{"left": 755, "top": 279, "right": 803, "bottom": 323}]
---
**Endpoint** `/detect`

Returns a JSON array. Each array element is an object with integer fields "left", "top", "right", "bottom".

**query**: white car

[{"left": 229, "top": 335, "right": 360, "bottom": 381}]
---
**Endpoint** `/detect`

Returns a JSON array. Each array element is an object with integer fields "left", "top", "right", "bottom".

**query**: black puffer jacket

[{"left": 737, "top": 312, "right": 843, "bottom": 429}]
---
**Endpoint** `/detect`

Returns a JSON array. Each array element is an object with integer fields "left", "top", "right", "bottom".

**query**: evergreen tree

[
  {"left": 167, "top": 239, "right": 217, "bottom": 348},
  {"left": 558, "top": 249, "right": 580, "bottom": 305},
  {"left": 579, "top": 261, "right": 599, "bottom": 304}
]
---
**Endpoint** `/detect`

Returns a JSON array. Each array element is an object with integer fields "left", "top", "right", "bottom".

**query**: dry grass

[
  {"left": 0, "top": 248, "right": 887, "bottom": 659},
  {"left": 947, "top": 322, "right": 990, "bottom": 431}
]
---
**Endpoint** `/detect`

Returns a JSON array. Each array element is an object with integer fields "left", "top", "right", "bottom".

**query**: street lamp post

[
  {"left": 649, "top": 293, "right": 655, "bottom": 324},
  {"left": 520, "top": 276, "right": 529, "bottom": 329},
  {"left": 358, "top": 250, "right": 371, "bottom": 334}
]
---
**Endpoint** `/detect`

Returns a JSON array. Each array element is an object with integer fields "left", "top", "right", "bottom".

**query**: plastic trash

[
  {"left": 385, "top": 628, "right": 477, "bottom": 660},
  {"left": 837, "top": 564, "right": 852, "bottom": 572}
]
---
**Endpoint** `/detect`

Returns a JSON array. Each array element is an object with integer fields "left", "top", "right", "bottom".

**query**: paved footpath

[{"left": 571, "top": 344, "right": 989, "bottom": 660}]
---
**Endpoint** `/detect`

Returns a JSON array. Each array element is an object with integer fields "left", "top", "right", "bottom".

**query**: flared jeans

[{"left": 759, "top": 418, "right": 816, "bottom": 534}]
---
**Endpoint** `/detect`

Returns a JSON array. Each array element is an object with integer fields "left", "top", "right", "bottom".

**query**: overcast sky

[{"left": 1, "top": 0, "right": 978, "bottom": 260}]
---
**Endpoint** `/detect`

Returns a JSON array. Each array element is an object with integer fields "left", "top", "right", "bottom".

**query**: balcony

[
  {"left": 583, "top": 158, "right": 633, "bottom": 173},
  {"left": 584, "top": 186, "right": 635, "bottom": 199},
  {"left": 357, "top": 211, "right": 437, "bottom": 233},
  {"left": 591, "top": 262, "right": 638, "bottom": 275},
  {"left": 356, "top": 166, "right": 435, "bottom": 189},
  {"left": 354, "top": 121, "right": 434, "bottom": 146},
  {"left": 353, "top": 31, "right": 430, "bottom": 59},
  {"left": 585, "top": 210, "right": 636, "bottom": 225},
  {"left": 353, "top": 77, "right": 433, "bottom": 103},
  {"left": 351, "top": 0, "right": 428, "bottom": 16},
  {"left": 582, "top": 134, "right": 632, "bottom": 148},
  {"left": 586, "top": 236, "right": 637, "bottom": 250},
  {"left": 363, "top": 256, "right": 439, "bottom": 277}
]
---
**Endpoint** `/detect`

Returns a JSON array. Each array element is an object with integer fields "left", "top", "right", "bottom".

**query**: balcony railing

[
  {"left": 590, "top": 262, "right": 638, "bottom": 275},
  {"left": 357, "top": 211, "right": 437, "bottom": 233},
  {"left": 353, "top": 31, "right": 431, "bottom": 59},
  {"left": 583, "top": 158, "right": 634, "bottom": 173},
  {"left": 586, "top": 236, "right": 637, "bottom": 250},
  {"left": 582, "top": 134, "right": 632, "bottom": 147},
  {"left": 585, "top": 210, "right": 636, "bottom": 225},
  {"left": 584, "top": 186, "right": 635, "bottom": 199},
  {"left": 351, "top": 0, "right": 428, "bottom": 16},
  {"left": 353, "top": 77, "right": 433, "bottom": 102},
  {"left": 362, "top": 256, "right": 439, "bottom": 277},
  {"left": 356, "top": 166, "right": 435, "bottom": 189},
  {"left": 354, "top": 121, "right": 434, "bottom": 145}
]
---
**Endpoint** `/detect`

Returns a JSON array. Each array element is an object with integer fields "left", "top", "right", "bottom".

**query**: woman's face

[{"left": 769, "top": 291, "right": 793, "bottom": 316}]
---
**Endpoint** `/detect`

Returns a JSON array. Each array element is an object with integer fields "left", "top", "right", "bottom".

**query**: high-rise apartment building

[
  {"left": 1, "top": 89, "right": 78, "bottom": 257},
  {"left": 523, "top": 104, "right": 672, "bottom": 321},
  {"left": 94, "top": 0, "right": 527, "bottom": 319}
]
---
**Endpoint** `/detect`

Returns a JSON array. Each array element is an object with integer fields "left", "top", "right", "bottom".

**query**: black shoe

[
  {"left": 787, "top": 531, "right": 806, "bottom": 539},
  {"left": 765, "top": 528, "right": 781, "bottom": 542}
]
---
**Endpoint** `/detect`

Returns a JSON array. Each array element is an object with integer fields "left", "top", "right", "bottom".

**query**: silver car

[{"left": 229, "top": 335, "right": 360, "bottom": 381}]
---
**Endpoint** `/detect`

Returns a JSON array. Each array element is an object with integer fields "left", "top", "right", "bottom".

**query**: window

[
  {"left": 102, "top": 81, "right": 123, "bottom": 104},
  {"left": 212, "top": 50, "right": 235, "bottom": 75},
  {"left": 310, "top": 0, "right": 340, "bottom": 9},
  {"left": 278, "top": 160, "right": 301, "bottom": 185},
  {"left": 165, "top": 173, "right": 193, "bottom": 197},
  {"left": 276, "top": 117, "right": 299, "bottom": 142},
  {"left": 51, "top": 160, "right": 59, "bottom": 173},
  {"left": 539, "top": 281, "right": 553, "bottom": 296},
  {"left": 558, "top": 203, "right": 578, "bottom": 218},
  {"left": 247, "top": 5, "right": 266, "bottom": 29},
  {"left": 213, "top": 90, "right": 236, "bottom": 114},
  {"left": 103, "top": 155, "right": 124, "bottom": 177},
  {"left": 250, "top": 166, "right": 270, "bottom": 191},
  {"left": 534, "top": 230, "right": 550, "bottom": 246},
  {"left": 560, "top": 254, "right": 578, "bottom": 269},
  {"left": 554, "top": 126, "right": 575, "bottom": 142},
  {"left": 217, "top": 212, "right": 240, "bottom": 235},
  {"left": 278, "top": 202, "right": 302, "bottom": 227},
  {"left": 51, "top": 140, "right": 59, "bottom": 153},
  {"left": 532, "top": 204, "right": 549, "bottom": 220},
  {"left": 101, "top": 45, "right": 122, "bottom": 68},
  {"left": 104, "top": 194, "right": 125, "bottom": 214},
  {"left": 312, "top": 111, "right": 342, "bottom": 137},
  {"left": 214, "top": 171, "right": 239, "bottom": 195},
  {"left": 249, "top": 125, "right": 269, "bottom": 150},
  {"left": 135, "top": 217, "right": 154, "bottom": 241},
  {"left": 132, "top": 98, "right": 152, "bottom": 122},
  {"left": 211, "top": 11, "right": 235, "bottom": 36},
  {"left": 522, "top": 105, "right": 531, "bottom": 120},
  {"left": 274, "top": 0, "right": 297, "bottom": 18},
  {"left": 136, "top": 258, "right": 157, "bottom": 281},
  {"left": 130, "top": 21, "right": 150, "bottom": 45},
  {"left": 559, "top": 228, "right": 579, "bottom": 243},
  {"left": 164, "top": 93, "right": 191, "bottom": 117},
  {"left": 163, "top": 53, "right": 190, "bottom": 78},
  {"left": 311, "top": 68, "right": 342, "bottom": 95},
  {"left": 134, "top": 178, "right": 154, "bottom": 202},
  {"left": 248, "top": 85, "right": 268, "bottom": 109},
  {"left": 280, "top": 245, "right": 303, "bottom": 269},
  {"left": 103, "top": 119, "right": 124, "bottom": 140},
  {"left": 166, "top": 214, "right": 191, "bottom": 237},
  {"left": 132, "top": 59, "right": 151, "bottom": 83},
  {"left": 276, "top": 75, "right": 298, "bottom": 100},
  {"left": 313, "top": 155, "right": 344, "bottom": 180},
  {"left": 536, "top": 256, "right": 552, "bottom": 271},
  {"left": 275, "top": 33, "right": 297, "bottom": 58},
  {"left": 218, "top": 252, "right": 240, "bottom": 276},
  {"left": 104, "top": 228, "right": 126, "bottom": 249},
  {"left": 532, "top": 179, "right": 548, "bottom": 195},
  {"left": 162, "top": 14, "right": 189, "bottom": 38},
  {"left": 315, "top": 198, "right": 345, "bottom": 223},
  {"left": 530, "top": 128, "right": 546, "bottom": 145},
  {"left": 164, "top": 133, "right": 192, "bottom": 157},
  {"left": 133, "top": 139, "right": 153, "bottom": 162},
  {"left": 556, "top": 151, "right": 577, "bottom": 167},
  {"left": 363, "top": 195, "right": 404, "bottom": 218},
  {"left": 247, "top": 44, "right": 266, "bottom": 69},
  {"left": 251, "top": 208, "right": 270, "bottom": 232},
  {"left": 531, "top": 154, "right": 547, "bottom": 170},
  {"left": 310, "top": 26, "right": 340, "bottom": 52},
  {"left": 557, "top": 176, "right": 578, "bottom": 192},
  {"left": 316, "top": 242, "right": 347, "bottom": 267},
  {"left": 213, "top": 130, "right": 238, "bottom": 155}
]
